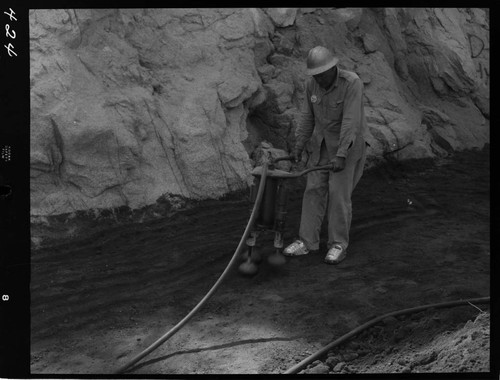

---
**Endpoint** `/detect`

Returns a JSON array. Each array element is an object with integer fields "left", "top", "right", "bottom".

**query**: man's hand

[
  {"left": 292, "top": 147, "right": 303, "bottom": 163},
  {"left": 331, "top": 156, "right": 346, "bottom": 172}
]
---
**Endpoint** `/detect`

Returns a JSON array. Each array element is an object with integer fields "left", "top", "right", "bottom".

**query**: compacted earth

[{"left": 30, "top": 146, "right": 490, "bottom": 375}]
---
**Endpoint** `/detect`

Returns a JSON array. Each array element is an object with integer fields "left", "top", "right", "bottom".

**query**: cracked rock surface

[{"left": 30, "top": 8, "right": 489, "bottom": 215}]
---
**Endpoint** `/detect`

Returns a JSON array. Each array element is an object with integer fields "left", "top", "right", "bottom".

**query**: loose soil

[{"left": 30, "top": 147, "right": 490, "bottom": 375}]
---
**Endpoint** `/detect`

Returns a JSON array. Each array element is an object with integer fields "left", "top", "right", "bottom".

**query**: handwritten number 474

[{"left": 4, "top": 8, "right": 17, "bottom": 57}]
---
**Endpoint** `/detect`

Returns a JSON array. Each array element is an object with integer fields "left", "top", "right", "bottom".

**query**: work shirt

[{"left": 295, "top": 68, "right": 370, "bottom": 165}]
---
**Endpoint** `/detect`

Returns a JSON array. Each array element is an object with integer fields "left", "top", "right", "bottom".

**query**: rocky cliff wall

[{"left": 30, "top": 8, "right": 489, "bottom": 216}]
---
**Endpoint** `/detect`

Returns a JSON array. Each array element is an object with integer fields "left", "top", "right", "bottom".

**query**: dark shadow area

[{"left": 30, "top": 146, "right": 489, "bottom": 373}]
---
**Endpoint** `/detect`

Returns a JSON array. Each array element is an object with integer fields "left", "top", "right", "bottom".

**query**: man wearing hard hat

[{"left": 283, "top": 46, "right": 370, "bottom": 265}]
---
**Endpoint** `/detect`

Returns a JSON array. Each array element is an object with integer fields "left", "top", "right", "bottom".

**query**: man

[{"left": 283, "top": 46, "right": 370, "bottom": 265}]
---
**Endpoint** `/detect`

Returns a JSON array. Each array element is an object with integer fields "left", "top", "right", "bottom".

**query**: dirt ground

[{"left": 30, "top": 146, "right": 490, "bottom": 375}]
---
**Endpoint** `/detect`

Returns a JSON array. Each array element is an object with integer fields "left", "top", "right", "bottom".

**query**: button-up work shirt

[{"left": 295, "top": 68, "right": 369, "bottom": 165}]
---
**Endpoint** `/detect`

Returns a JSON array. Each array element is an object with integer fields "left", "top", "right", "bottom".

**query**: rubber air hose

[
  {"left": 284, "top": 296, "right": 490, "bottom": 374},
  {"left": 115, "top": 162, "right": 269, "bottom": 374}
]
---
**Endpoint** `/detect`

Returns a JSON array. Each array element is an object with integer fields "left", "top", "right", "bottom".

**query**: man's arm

[
  {"left": 295, "top": 84, "right": 315, "bottom": 153},
  {"left": 336, "top": 77, "right": 363, "bottom": 158}
]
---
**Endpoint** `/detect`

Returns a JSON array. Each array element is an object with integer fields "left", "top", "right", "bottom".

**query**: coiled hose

[
  {"left": 284, "top": 296, "right": 490, "bottom": 374},
  {"left": 115, "top": 162, "right": 269, "bottom": 374}
]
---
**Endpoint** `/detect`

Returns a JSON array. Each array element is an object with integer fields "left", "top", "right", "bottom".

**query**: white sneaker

[
  {"left": 324, "top": 244, "right": 346, "bottom": 264},
  {"left": 283, "top": 240, "right": 309, "bottom": 257}
]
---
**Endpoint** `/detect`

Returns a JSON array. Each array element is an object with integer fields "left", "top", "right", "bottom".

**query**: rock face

[{"left": 30, "top": 8, "right": 489, "bottom": 215}]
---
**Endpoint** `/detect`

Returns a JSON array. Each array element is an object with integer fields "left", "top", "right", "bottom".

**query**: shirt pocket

[{"left": 324, "top": 99, "right": 343, "bottom": 121}]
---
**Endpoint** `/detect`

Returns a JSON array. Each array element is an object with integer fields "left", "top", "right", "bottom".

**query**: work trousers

[{"left": 299, "top": 136, "right": 366, "bottom": 251}]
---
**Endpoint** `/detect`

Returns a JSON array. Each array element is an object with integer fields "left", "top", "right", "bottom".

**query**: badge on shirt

[{"left": 310, "top": 95, "right": 317, "bottom": 103}]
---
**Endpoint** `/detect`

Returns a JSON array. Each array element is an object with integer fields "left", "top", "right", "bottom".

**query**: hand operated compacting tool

[
  {"left": 238, "top": 155, "right": 333, "bottom": 275},
  {"left": 116, "top": 154, "right": 334, "bottom": 373}
]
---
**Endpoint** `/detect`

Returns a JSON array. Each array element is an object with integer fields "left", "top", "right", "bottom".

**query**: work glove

[
  {"left": 292, "top": 147, "right": 303, "bottom": 163},
  {"left": 330, "top": 156, "right": 346, "bottom": 172}
]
